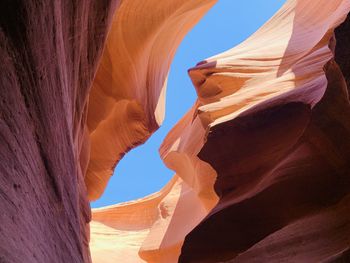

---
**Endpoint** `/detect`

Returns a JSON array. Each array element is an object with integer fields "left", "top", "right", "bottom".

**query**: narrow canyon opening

[
  {"left": 91, "top": 0, "right": 286, "bottom": 208},
  {"left": 2, "top": 0, "right": 350, "bottom": 262}
]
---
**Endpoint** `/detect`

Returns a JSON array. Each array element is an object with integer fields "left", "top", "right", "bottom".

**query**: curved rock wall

[
  {"left": 2, "top": 0, "right": 350, "bottom": 262},
  {"left": 91, "top": 0, "right": 350, "bottom": 262},
  {"left": 0, "top": 0, "right": 119, "bottom": 262},
  {"left": 85, "top": 0, "right": 217, "bottom": 201}
]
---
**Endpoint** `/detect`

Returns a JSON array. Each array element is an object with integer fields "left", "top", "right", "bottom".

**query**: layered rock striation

[
  {"left": 180, "top": 0, "right": 350, "bottom": 261},
  {"left": 0, "top": 0, "right": 121, "bottom": 262},
  {"left": 91, "top": 0, "right": 350, "bottom": 262},
  {"left": 1, "top": 0, "right": 350, "bottom": 262}
]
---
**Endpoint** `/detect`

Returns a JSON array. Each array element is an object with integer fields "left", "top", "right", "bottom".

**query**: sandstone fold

[
  {"left": 91, "top": 0, "right": 350, "bottom": 262},
  {"left": 2, "top": 0, "right": 350, "bottom": 262},
  {"left": 89, "top": 1, "right": 219, "bottom": 261},
  {"left": 179, "top": 0, "right": 350, "bottom": 262},
  {"left": 85, "top": 0, "right": 218, "bottom": 200}
]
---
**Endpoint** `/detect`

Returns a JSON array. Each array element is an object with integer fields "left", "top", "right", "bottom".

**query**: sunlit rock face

[
  {"left": 91, "top": 0, "right": 350, "bottom": 262},
  {"left": 88, "top": 1, "right": 218, "bottom": 262},
  {"left": 2, "top": 0, "right": 350, "bottom": 263},
  {"left": 85, "top": 0, "right": 218, "bottom": 201},
  {"left": 179, "top": 0, "right": 350, "bottom": 262}
]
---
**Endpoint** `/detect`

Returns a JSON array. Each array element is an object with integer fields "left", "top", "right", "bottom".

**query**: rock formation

[
  {"left": 0, "top": 1, "right": 119, "bottom": 262},
  {"left": 1, "top": 0, "right": 350, "bottom": 262},
  {"left": 85, "top": 0, "right": 218, "bottom": 201}
]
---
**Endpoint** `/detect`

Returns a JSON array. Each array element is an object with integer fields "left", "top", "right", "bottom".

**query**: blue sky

[{"left": 91, "top": 0, "right": 286, "bottom": 208}]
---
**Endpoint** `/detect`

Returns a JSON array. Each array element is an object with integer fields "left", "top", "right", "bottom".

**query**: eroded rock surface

[
  {"left": 0, "top": 1, "right": 119, "bottom": 262},
  {"left": 85, "top": 0, "right": 217, "bottom": 201},
  {"left": 180, "top": 0, "right": 350, "bottom": 262},
  {"left": 91, "top": 0, "right": 350, "bottom": 262},
  {"left": 1, "top": 0, "right": 350, "bottom": 262}
]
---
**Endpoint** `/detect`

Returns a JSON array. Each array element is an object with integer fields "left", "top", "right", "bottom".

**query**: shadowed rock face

[
  {"left": 84, "top": 0, "right": 218, "bottom": 201},
  {"left": 180, "top": 61, "right": 350, "bottom": 263},
  {"left": 2, "top": 0, "right": 350, "bottom": 262},
  {"left": 180, "top": 4, "right": 350, "bottom": 263},
  {"left": 0, "top": 1, "right": 119, "bottom": 262},
  {"left": 335, "top": 13, "right": 350, "bottom": 90}
]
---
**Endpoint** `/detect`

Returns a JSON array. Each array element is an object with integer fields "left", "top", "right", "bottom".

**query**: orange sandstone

[
  {"left": 1, "top": 0, "right": 350, "bottom": 262},
  {"left": 89, "top": 0, "right": 350, "bottom": 262}
]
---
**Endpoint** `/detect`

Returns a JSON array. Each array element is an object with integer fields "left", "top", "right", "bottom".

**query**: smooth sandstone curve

[
  {"left": 85, "top": 0, "right": 217, "bottom": 201},
  {"left": 89, "top": 0, "right": 218, "bottom": 262},
  {"left": 180, "top": 0, "right": 350, "bottom": 262},
  {"left": 1, "top": 0, "right": 350, "bottom": 262},
  {"left": 91, "top": 0, "right": 350, "bottom": 262}
]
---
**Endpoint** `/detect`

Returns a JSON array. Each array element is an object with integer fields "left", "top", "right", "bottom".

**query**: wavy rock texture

[
  {"left": 0, "top": 0, "right": 119, "bottom": 262},
  {"left": 89, "top": 1, "right": 219, "bottom": 262},
  {"left": 179, "top": 0, "right": 350, "bottom": 262},
  {"left": 2, "top": 0, "right": 350, "bottom": 262},
  {"left": 85, "top": 0, "right": 217, "bottom": 200},
  {"left": 91, "top": 0, "right": 350, "bottom": 263}
]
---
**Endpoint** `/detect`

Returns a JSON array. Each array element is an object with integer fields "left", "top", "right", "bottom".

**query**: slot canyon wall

[
  {"left": 1, "top": 1, "right": 350, "bottom": 263},
  {"left": 0, "top": 0, "right": 120, "bottom": 262}
]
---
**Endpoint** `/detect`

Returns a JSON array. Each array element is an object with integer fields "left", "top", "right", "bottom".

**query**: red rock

[
  {"left": 2, "top": 0, "right": 350, "bottom": 262},
  {"left": 180, "top": 61, "right": 350, "bottom": 263},
  {"left": 0, "top": 1, "right": 119, "bottom": 262}
]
